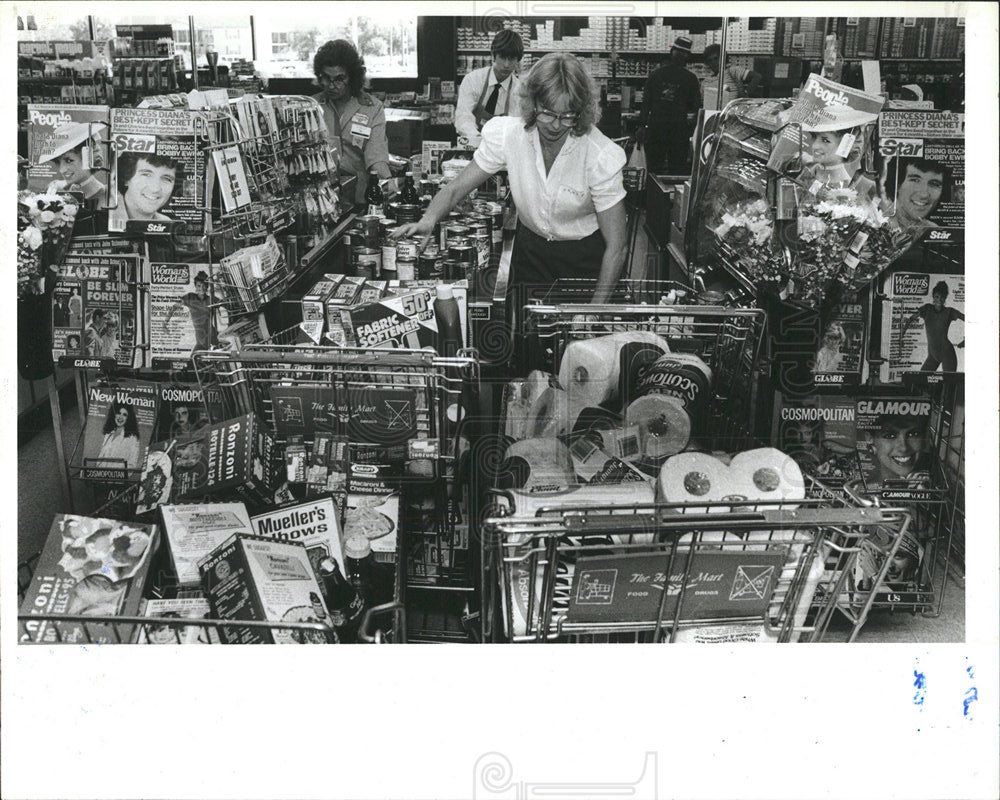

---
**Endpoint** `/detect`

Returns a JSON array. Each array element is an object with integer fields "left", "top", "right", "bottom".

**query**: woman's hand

[{"left": 391, "top": 218, "right": 436, "bottom": 253}]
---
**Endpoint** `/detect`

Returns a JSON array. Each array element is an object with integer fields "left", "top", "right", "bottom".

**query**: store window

[
  {"left": 15, "top": 8, "right": 95, "bottom": 41},
  {"left": 252, "top": 16, "right": 418, "bottom": 79},
  {"left": 91, "top": 14, "right": 192, "bottom": 67}
]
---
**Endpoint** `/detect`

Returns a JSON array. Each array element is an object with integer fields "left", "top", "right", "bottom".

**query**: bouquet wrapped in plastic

[{"left": 17, "top": 190, "right": 79, "bottom": 299}]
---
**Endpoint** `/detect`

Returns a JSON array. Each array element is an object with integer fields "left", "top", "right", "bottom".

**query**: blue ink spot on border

[
  {"left": 913, "top": 669, "right": 927, "bottom": 708},
  {"left": 963, "top": 686, "right": 978, "bottom": 718}
]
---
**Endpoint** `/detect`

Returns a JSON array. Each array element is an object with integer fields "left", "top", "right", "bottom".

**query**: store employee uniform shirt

[
  {"left": 455, "top": 66, "right": 520, "bottom": 142},
  {"left": 313, "top": 90, "right": 390, "bottom": 204},
  {"left": 474, "top": 115, "right": 626, "bottom": 286}
]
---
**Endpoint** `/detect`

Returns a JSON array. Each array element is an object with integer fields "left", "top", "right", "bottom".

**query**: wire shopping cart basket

[
  {"left": 16, "top": 475, "right": 401, "bottom": 645},
  {"left": 483, "top": 478, "right": 913, "bottom": 643},
  {"left": 191, "top": 331, "right": 482, "bottom": 642},
  {"left": 517, "top": 299, "right": 768, "bottom": 450}
]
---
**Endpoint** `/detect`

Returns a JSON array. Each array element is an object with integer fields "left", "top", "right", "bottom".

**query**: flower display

[
  {"left": 17, "top": 191, "right": 79, "bottom": 300},
  {"left": 712, "top": 182, "right": 912, "bottom": 308},
  {"left": 711, "top": 198, "right": 788, "bottom": 294}
]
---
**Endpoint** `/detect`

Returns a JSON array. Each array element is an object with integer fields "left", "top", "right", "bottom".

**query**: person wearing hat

[
  {"left": 455, "top": 29, "right": 524, "bottom": 144},
  {"left": 40, "top": 121, "right": 107, "bottom": 204},
  {"left": 638, "top": 36, "right": 702, "bottom": 174}
]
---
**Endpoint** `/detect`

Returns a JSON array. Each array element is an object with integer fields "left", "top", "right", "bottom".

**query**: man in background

[
  {"left": 701, "top": 43, "right": 761, "bottom": 110},
  {"left": 455, "top": 29, "right": 524, "bottom": 144},
  {"left": 639, "top": 36, "right": 702, "bottom": 175}
]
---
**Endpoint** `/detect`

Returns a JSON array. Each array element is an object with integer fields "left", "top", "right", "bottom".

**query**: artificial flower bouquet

[{"left": 17, "top": 190, "right": 79, "bottom": 300}]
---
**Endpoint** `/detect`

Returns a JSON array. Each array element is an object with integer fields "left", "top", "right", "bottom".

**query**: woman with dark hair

[
  {"left": 109, "top": 152, "right": 183, "bottom": 231},
  {"left": 902, "top": 280, "right": 965, "bottom": 372},
  {"left": 97, "top": 400, "right": 142, "bottom": 470},
  {"left": 393, "top": 53, "right": 628, "bottom": 303},
  {"left": 312, "top": 39, "right": 391, "bottom": 205}
]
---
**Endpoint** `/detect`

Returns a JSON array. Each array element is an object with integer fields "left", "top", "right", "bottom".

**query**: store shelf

[{"left": 457, "top": 48, "right": 704, "bottom": 55}]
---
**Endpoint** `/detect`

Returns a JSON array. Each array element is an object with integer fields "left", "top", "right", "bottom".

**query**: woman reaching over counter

[{"left": 394, "top": 53, "right": 628, "bottom": 304}]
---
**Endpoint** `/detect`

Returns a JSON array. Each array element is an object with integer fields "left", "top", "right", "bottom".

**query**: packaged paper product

[
  {"left": 525, "top": 384, "right": 571, "bottom": 440},
  {"left": 498, "top": 480, "right": 655, "bottom": 519},
  {"left": 728, "top": 448, "right": 806, "bottom": 508},
  {"left": 557, "top": 332, "right": 670, "bottom": 416},
  {"left": 624, "top": 394, "right": 691, "bottom": 461},
  {"left": 657, "top": 452, "right": 739, "bottom": 512},
  {"left": 502, "top": 437, "right": 575, "bottom": 491}
]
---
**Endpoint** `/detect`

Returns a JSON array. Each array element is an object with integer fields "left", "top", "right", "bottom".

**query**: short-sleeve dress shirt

[{"left": 473, "top": 116, "right": 626, "bottom": 241}]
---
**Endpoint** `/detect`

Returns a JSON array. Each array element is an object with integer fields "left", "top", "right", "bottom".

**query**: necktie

[{"left": 484, "top": 82, "right": 501, "bottom": 115}]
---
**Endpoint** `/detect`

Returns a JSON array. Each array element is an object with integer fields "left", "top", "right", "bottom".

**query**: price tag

[
  {"left": 835, "top": 132, "right": 856, "bottom": 158},
  {"left": 408, "top": 438, "right": 440, "bottom": 460},
  {"left": 468, "top": 302, "right": 491, "bottom": 321}
]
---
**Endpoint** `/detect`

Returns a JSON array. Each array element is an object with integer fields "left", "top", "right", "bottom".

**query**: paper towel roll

[
  {"left": 503, "top": 437, "right": 575, "bottom": 491},
  {"left": 558, "top": 332, "right": 670, "bottom": 414},
  {"left": 728, "top": 448, "right": 805, "bottom": 508},
  {"left": 626, "top": 395, "right": 691, "bottom": 462},
  {"left": 657, "top": 451, "right": 736, "bottom": 513}
]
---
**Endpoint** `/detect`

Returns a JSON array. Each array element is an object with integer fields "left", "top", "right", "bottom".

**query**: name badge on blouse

[
  {"left": 354, "top": 113, "right": 370, "bottom": 126},
  {"left": 350, "top": 122, "right": 372, "bottom": 149}
]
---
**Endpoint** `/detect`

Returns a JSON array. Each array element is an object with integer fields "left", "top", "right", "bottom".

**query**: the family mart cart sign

[{"left": 567, "top": 550, "right": 787, "bottom": 624}]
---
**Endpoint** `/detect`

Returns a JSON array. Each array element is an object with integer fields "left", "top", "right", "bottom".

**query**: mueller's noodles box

[
  {"left": 198, "top": 533, "right": 332, "bottom": 644},
  {"left": 250, "top": 496, "right": 346, "bottom": 581},
  {"left": 338, "top": 280, "right": 468, "bottom": 349}
]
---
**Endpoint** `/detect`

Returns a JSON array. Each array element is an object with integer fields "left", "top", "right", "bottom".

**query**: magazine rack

[
  {"left": 686, "top": 97, "right": 887, "bottom": 310},
  {"left": 191, "top": 338, "right": 483, "bottom": 642}
]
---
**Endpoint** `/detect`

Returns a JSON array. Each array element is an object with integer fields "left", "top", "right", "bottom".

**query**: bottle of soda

[
  {"left": 319, "top": 557, "right": 365, "bottom": 644},
  {"left": 344, "top": 534, "right": 392, "bottom": 607},
  {"left": 400, "top": 171, "right": 420, "bottom": 205},
  {"left": 365, "top": 171, "right": 384, "bottom": 216}
]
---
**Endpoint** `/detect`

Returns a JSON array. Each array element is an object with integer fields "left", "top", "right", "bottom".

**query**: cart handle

[{"left": 358, "top": 601, "right": 406, "bottom": 644}]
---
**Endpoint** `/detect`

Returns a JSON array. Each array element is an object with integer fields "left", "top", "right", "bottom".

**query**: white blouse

[{"left": 473, "top": 116, "right": 626, "bottom": 241}]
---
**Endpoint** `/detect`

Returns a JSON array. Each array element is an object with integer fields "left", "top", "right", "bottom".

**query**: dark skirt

[{"left": 510, "top": 222, "right": 605, "bottom": 304}]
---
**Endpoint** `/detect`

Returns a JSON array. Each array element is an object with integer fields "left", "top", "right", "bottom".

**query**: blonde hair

[{"left": 519, "top": 53, "right": 601, "bottom": 137}]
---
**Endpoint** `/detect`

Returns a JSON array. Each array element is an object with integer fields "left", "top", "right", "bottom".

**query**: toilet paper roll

[
  {"left": 728, "top": 448, "right": 805, "bottom": 508},
  {"left": 558, "top": 332, "right": 670, "bottom": 414},
  {"left": 657, "top": 451, "right": 736, "bottom": 513},
  {"left": 625, "top": 395, "right": 692, "bottom": 462},
  {"left": 503, "top": 437, "right": 575, "bottom": 491}
]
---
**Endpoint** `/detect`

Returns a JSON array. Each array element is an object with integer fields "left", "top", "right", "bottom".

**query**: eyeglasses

[
  {"left": 320, "top": 73, "right": 349, "bottom": 86},
  {"left": 535, "top": 107, "right": 579, "bottom": 127}
]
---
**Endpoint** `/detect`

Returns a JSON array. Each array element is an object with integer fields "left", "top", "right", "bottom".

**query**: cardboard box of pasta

[
  {"left": 19, "top": 514, "right": 159, "bottom": 644},
  {"left": 201, "top": 414, "right": 277, "bottom": 508},
  {"left": 198, "top": 533, "right": 332, "bottom": 644}
]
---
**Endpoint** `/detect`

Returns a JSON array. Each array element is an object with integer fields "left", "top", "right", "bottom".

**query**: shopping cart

[
  {"left": 515, "top": 298, "right": 768, "bottom": 450},
  {"left": 17, "top": 453, "right": 404, "bottom": 646},
  {"left": 484, "top": 480, "right": 913, "bottom": 643},
  {"left": 191, "top": 332, "right": 482, "bottom": 642}
]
